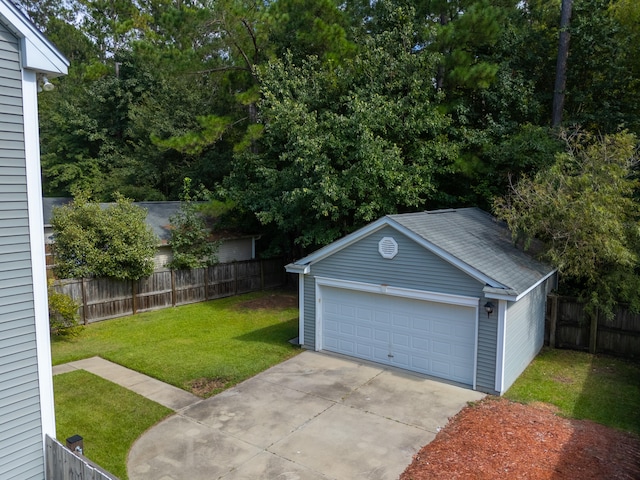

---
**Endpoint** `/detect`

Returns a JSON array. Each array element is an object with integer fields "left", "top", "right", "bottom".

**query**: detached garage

[{"left": 286, "top": 208, "right": 557, "bottom": 395}]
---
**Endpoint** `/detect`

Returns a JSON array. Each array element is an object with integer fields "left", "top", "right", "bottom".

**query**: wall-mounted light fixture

[
  {"left": 37, "top": 75, "right": 55, "bottom": 93},
  {"left": 484, "top": 301, "right": 494, "bottom": 318},
  {"left": 42, "top": 76, "right": 54, "bottom": 91}
]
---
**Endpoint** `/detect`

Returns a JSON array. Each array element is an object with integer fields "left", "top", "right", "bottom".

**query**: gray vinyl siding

[
  {"left": 310, "top": 226, "right": 483, "bottom": 296},
  {"left": 0, "top": 22, "right": 45, "bottom": 480},
  {"left": 502, "top": 280, "right": 550, "bottom": 392},
  {"left": 476, "top": 302, "right": 498, "bottom": 394},
  {"left": 301, "top": 226, "right": 500, "bottom": 388},
  {"left": 303, "top": 275, "right": 315, "bottom": 347}
]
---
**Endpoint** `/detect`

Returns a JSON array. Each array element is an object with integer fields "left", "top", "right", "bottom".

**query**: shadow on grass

[
  {"left": 233, "top": 317, "right": 299, "bottom": 345},
  {"left": 551, "top": 353, "right": 640, "bottom": 479}
]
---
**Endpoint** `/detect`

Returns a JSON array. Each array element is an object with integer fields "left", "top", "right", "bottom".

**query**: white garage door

[{"left": 321, "top": 286, "right": 476, "bottom": 385}]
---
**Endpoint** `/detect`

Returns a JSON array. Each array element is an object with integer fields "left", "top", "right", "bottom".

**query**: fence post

[
  {"left": 549, "top": 294, "right": 557, "bottom": 348},
  {"left": 234, "top": 262, "right": 238, "bottom": 295},
  {"left": 132, "top": 280, "right": 138, "bottom": 315},
  {"left": 589, "top": 308, "right": 598, "bottom": 354},
  {"left": 204, "top": 266, "right": 209, "bottom": 300},
  {"left": 81, "top": 278, "right": 88, "bottom": 325},
  {"left": 171, "top": 270, "right": 176, "bottom": 307}
]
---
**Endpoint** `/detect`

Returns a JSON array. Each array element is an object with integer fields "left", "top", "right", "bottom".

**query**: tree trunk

[{"left": 552, "top": 0, "right": 573, "bottom": 128}]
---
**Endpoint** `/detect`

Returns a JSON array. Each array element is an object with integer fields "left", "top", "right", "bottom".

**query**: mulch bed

[{"left": 400, "top": 397, "right": 640, "bottom": 480}]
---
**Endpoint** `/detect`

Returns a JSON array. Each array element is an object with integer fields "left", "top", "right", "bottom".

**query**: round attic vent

[{"left": 378, "top": 236, "right": 398, "bottom": 259}]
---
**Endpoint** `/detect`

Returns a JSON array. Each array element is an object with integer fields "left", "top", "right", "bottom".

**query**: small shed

[
  {"left": 286, "top": 208, "right": 557, "bottom": 395},
  {"left": 0, "top": 1, "right": 68, "bottom": 478}
]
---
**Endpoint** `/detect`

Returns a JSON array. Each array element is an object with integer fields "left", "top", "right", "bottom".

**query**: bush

[{"left": 48, "top": 280, "right": 82, "bottom": 336}]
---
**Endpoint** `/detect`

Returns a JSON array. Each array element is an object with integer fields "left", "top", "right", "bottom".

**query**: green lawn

[
  {"left": 52, "top": 290, "right": 300, "bottom": 395},
  {"left": 505, "top": 348, "right": 640, "bottom": 435},
  {"left": 54, "top": 370, "right": 172, "bottom": 480}
]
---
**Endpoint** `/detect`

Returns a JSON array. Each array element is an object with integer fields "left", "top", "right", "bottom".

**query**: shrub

[{"left": 48, "top": 280, "right": 82, "bottom": 336}]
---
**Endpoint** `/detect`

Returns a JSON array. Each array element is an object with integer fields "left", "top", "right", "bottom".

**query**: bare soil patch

[
  {"left": 234, "top": 293, "right": 297, "bottom": 310},
  {"left": 401, "top": 397, "right": 640, "bottom": 480},
  {"left": 187, "top": 377, "right": 228, "bottom": 397}
]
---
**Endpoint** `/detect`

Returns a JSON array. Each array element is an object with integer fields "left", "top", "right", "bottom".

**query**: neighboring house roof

[
  {"left": 43, "top": 198, "right": 257, "bottom": 245},
  {"left": 0, "top": 0, "right": 68, "bottom": 75},
  {"left": 287, "top": 207, "right": 556, "bottom": 301}
]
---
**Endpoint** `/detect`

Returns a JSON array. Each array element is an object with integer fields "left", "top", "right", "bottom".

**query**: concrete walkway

[{"left": 52, "top": 357, "right": 200, "bottom": 411}]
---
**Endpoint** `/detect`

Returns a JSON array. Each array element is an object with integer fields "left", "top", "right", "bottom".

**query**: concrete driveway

[{"left": 128, "top": 351, "right": 484, "bottom": 480}]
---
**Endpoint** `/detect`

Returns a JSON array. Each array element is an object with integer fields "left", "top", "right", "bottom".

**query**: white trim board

[{"left": 23, "top": 70, "right": 56, "bottom": 438}]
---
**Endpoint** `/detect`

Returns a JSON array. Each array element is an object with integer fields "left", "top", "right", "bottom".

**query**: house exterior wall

[
  {"left": 217, "top": 237, "right": 254, "bottom": 263},
  {"left": 154, "top": 239, "right": 255, "bottom": 271},
  {"left": 0, "top": 21, "right": 46, "bottom": 480},
  {"left": 502, "top": 274, "right": 556, "bottom": 392},
  {"left": 301, "top": 225, "right": 499, "bottom": 391}
]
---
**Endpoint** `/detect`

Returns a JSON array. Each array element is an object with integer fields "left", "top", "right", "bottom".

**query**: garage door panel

[
  {"left": 373, "top": 347, "right": 390, "bottom": 363},
  {"left": 340, "top": 323, "right": 355, "bottom": 335},
  {"left": 392, "top": 332, "right": 410, "bottom": 348},
  {"left": 321, "top": 286, "right": 476, "bottom": 385},
  {"left": 357, "top": 307, "right": 373, "bottom": 321},
  {"left": 374, "top": 330, "right": 390, "bottom": 343},
  {"left": 374, "top": 311, "right": 391, "bottom": 325},
  {"left": 356, "top": 343, "right": 373, "bottom": 357},
  {"left": 356, "top": 325, "right": 372, "bottom": 339},
  {"left": 432, "top": 360, "right": 453, "bottom": 377},
  {"left": 392, "top": 314, "right": 411, "bottom": 328},
  {"left": 411, "top": 337, "right": 429, "bottom": 350}
]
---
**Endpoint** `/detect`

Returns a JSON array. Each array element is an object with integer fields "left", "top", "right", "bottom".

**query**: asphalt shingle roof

[{"left": 388, "top": 208, "right": 553, "bottom": 296}]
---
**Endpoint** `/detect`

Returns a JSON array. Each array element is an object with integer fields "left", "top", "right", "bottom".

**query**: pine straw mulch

[{"left": 401, "top": 397, "right": 640, "bottom": 480}]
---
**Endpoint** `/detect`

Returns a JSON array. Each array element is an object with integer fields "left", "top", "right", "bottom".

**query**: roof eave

[
  {"left": 0, "top": 0, "right": 69, "bottom": 75},
  {"left": 483, "top": 269, "right": 558, "bottom": 302}
]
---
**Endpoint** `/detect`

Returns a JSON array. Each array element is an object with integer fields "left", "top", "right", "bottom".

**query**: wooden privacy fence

[
  {"left": 46, "top": 435, "right": 117, "bottom": 480},
  {"left": 546, "top": 295, "right": 640, "bottom": 358},
  {"left": 54, "top": 258, "right": 287, "bottom": 324}
]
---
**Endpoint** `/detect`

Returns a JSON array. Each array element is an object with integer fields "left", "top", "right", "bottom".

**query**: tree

[
  {"left": 167, "top": 179, "right": 219, "bottom": 270},
  {"left": 494, "top": 131, "right": 640, "bottom": 317},
  {"left": 224, "top": 6, "right": 458, "bottom": 254},
  {"left": 551, "top": 0, "right": 572, "bottom": 127},
  {"left": 51, "top": 194, "right": 158, "bottom": 280}
]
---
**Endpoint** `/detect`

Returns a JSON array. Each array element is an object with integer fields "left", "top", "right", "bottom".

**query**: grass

[
  {"left": 505, "top": 348, "right": 640, "bottom": 435},
  {"left": 54, "top": 370, "right": 172, "bottom": 480},
  {"left": 52, "top": 290, "right": 300, "bottom": 395}
]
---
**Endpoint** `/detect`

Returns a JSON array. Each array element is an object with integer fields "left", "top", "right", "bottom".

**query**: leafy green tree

[
  {"left": 225, "top": 7, "right": 457, "bottom": 253},
  {"left": 494, "top": 131, "right": 640, "bottom": 317},
  {"left": 167, "top": 179, "right": 219, "bottom": 270},
  {"left": 51, "top": 194, "right": 158, "bottom": 280}
]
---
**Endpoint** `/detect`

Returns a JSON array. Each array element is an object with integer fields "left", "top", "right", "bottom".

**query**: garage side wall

[
  {"left": 303, "top": 275, "right": 316, "bottom": 347},
  {"left": 502, "top": 275, "right": 555, "bottom": 391},
  {"left": 476, "top": 302, "right": 498, "bottom": 394}
]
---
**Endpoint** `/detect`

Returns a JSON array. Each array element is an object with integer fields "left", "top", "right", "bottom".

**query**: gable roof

[
  {"left": 0, "top": 0, "right": 68, "bottom": 75},
  {"left": 286, "top": 207, "right": 556, "bottom": 301}
]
